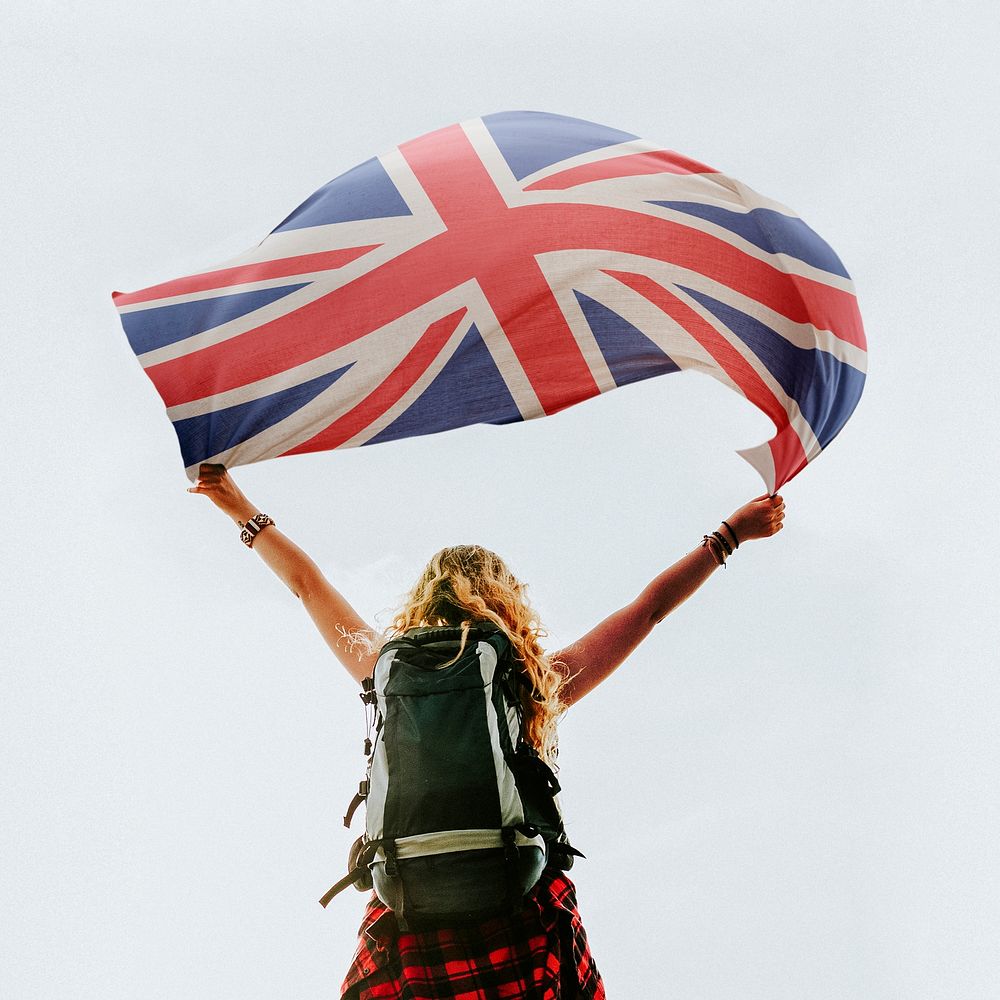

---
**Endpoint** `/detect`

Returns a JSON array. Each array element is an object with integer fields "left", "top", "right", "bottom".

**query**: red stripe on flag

[
  {"left": 524, "top": 150, "right": 717, "bottom": 191},
  {"left": 112, "top": 245, "right": 380, "bottom": 307},
  {"left": 401, "top": 125, "right": 601, "bottom": 413},
  {"left": 279, "top": 308, "right": 468, "bottom": 456},
  {"left": 399, "top": 123, "right": 511, "bottom": 227},
  {"left": 144, "top": 134, "right": 862, "bottom": 408},
  {"left": 605, "top": 270, "right": 807, "bottom": 446},
  {"left": 619, "top": 269, "right": 812, "bottom": 490},
  {"left": 144, "top": 236, "right": 467, "bottom": 407},
  {"left": 784, "top": 272, "right": 866, "bottom": 351},
  {"left": 533, "top": 203, "right": 866, "bottom": 349},
  {"left": 768, "top": 424, "right": 811, "bottom": 491},
  {"left": 476, "top": 255, "right": 601, "bottom": 414}
]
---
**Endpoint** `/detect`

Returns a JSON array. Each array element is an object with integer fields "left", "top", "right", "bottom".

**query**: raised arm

[
  {"left": 553, "top": 494, "right": 785, "bottom": 705},
  {"left": 187, "top": 463, "right": 379, "bottom": 685}
]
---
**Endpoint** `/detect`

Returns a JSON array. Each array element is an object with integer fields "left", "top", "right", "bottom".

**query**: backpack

[{"left": 318, "top": 621, "right": 583, "bottom": 929}]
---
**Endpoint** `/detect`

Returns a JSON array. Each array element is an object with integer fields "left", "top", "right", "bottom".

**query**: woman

[{"left": 189, "top": 462, "right": 785, "bottom": 999}]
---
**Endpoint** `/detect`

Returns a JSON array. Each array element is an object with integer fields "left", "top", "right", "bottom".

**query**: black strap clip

[
  {"left": 501, "top": 826, "right": 518, "bottom": 863},
  {"left": 383, "top": 838, "right": 399, "bottom": 879},
  {"left": 360, "top": 676, "right": 377, "bottom": 705}
]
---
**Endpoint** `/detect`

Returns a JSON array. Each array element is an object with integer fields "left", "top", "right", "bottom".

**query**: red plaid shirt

[{"left": 340, "top": 867, "right": 605, "bottom": 999}]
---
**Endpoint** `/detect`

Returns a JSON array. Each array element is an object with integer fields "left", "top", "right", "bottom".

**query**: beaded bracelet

[{"left": 238, "top": 512, "right": 275, "bottom": 548}]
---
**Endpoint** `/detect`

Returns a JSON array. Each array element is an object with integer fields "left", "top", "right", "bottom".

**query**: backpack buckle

[
  {"left": 383, "top": 839, "right": 399, "bottom": 878},
  {"left": 501, "top": 826, "right": 518, "bottom": 863},
  {"left": 343, "top": 780, "right": 369, "bottom": 829},
  {"left": 360, "top": 676, "right": 376, "bottom": 705}
]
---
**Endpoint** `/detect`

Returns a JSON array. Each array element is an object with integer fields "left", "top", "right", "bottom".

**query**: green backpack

[{"left": 320, "top": 622, "right": 582, "bottom": 929}]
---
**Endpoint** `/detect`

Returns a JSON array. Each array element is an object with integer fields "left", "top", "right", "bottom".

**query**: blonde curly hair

[{"left": 381, "top": 545, "right": 569, "bottom": 765}]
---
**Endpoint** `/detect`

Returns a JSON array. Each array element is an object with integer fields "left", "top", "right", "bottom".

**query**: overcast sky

[{"left": 2, "top": 2, "right": 998, "bottom": 998}]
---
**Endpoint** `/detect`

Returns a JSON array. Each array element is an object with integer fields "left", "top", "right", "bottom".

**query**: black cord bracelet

[
  {"left": 721, "top": 520, "right": 740, "bottom": 549},
  {"left": 712, "top": 530, "right": 733, "bottom": 557}
]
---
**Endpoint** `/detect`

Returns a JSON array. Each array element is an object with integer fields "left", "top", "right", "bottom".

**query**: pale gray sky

[{"left": 2, "top": 2, "right": 998, "bottom": 998}]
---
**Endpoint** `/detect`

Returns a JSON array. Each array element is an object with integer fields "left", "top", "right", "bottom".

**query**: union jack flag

[{"left": 112, "top": 110, "right": 866, "bottom": 491}]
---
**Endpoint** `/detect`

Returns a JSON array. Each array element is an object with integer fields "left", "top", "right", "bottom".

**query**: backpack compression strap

[{"left": 318, "top": 838, "right": 382, "bottom": 908}]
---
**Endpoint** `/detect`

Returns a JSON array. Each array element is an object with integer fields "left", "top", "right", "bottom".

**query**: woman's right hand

[
  {"left": 725, "top": 493, "right": 786, "bottom": 544},
  {"left": 186, "top": 463, "right": 256, "bottom": 523}
]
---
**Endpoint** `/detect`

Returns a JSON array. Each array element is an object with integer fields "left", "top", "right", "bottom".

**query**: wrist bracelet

[
  {"left": 722, "top": 520, "right": 740, "bottom": 549},
  {"left": 702, "top": 534, "right": 726, "bottom": 568},
  {"left": 238, "top": 512, "right": 275, "bottom": 548},
  {"left": 712, "top": 530, "right": 733, "bottom": 557}
]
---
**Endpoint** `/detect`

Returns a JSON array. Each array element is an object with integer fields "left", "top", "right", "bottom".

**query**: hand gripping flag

[{"left": 112, "top": 111, "right": 867, "bottom": 491}]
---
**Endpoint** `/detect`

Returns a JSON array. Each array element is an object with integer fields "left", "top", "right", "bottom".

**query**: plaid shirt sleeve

[{"left": 340, "top": 867, "right": 605, "bottom": 999}]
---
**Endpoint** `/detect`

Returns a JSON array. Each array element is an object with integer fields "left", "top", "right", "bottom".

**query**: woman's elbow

[{"left": 290, "top": 566, "right": 321, "bottom": 601}]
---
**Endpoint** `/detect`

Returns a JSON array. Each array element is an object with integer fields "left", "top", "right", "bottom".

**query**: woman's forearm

[
  {"left": 189, "top": 467, "right": 321, "bottom": 598},
  {"left": 555, "top": 542, "right": 720, "bottom": 704},
  {"left": 189, "top": 464, "right": 378, "bottom": 679},
  {"left": 638, "top": 537, "right": 723, "bottom": 625},
  {"left": 229, "top": 505, "right": 323, "bottom": 599},
  {"left": 554, "top": 495, "right": 785, "bottom": 704}
]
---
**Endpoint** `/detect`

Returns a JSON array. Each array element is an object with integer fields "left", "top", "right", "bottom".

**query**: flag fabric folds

[{"left": 112, "top": 110, "right": 866, "bottom": 491}]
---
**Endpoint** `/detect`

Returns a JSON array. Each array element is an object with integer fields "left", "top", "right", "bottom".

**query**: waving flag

[{"left": 112, "top": 110, "right": 866, "bottom": 491}]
